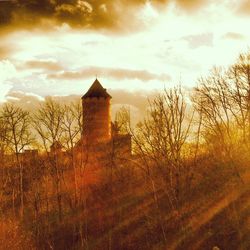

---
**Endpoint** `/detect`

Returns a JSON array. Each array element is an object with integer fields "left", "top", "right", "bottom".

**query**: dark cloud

[
  {"left": 0, "top": 0, "right": 209, "bottom": 33},
  {"left": 0, "top": 0, "right": 157, "bottom": 32},
  {"left": 47, "top": 66, "right": 171, "bottom": 82}
]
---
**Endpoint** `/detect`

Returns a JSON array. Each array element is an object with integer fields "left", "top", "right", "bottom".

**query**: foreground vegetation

[{"left": 1, "top": 52, "right": 250, "bottom": 249}]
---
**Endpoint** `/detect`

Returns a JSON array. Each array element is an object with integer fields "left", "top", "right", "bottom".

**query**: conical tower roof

[{"left": 82, "top": 79, "right": 111, "bottom": 99}]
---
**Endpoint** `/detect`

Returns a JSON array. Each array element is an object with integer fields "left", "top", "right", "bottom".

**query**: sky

[{"left": 1, "top": 0, "right": 250, "bottom": 115}]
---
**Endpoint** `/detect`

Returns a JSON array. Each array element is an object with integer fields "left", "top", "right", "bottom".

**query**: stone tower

[{"left": 81, "top": 79, "right": 112, "bottom": 145}]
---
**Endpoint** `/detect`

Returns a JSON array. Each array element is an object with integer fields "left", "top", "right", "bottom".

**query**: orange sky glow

[{"left": 0, "top": 0, "right": 250, "bottom": 109}]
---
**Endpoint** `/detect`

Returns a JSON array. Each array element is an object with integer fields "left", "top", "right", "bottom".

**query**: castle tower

[{"left": 82, "top": 79, "right": 112, "bottom": 145}]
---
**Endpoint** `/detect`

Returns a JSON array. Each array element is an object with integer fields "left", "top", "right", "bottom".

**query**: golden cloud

[
  {"left": 22, "top": 60, "right": 63, "bottom": 71},
  {"left": 176, "top": 0, "right": 208, "bottom": 11},
  {"left": 0, "top": 45, "right": 14, "bottom": 59},
  {"left": 222, "top": 32, "right": 245, "bottom": 40},
  {"left": 47, "top": 67, "right": 171, "bottom": 82}
]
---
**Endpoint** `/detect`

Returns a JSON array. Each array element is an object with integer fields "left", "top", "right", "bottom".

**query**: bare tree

[
  {"left": 227, "top": 53, "right": 250, "bottom": 142},
  {"left": 130, "top": 87, "right": 194, "bottom": 243},
  {"left": 61, "top": 101, "right": 82, "bottom": 206},
  {"left": 193, "top": 52, "right": 250, "bottom": 181},
  {"left": 136, "top": 87, "right": 193, "bottom": 203},
  {"left": 0, "top": 103, "right": 32, "bottom": 216},
  {"left": 193, "top": 68, "right": 234, "bottom": 158},
  {"left": 33, "top": 98, "right": 65, "bottom": 221},
  {"left": 114, "top": 106, "right": 131, "bottom": 135},
  {"left": 194, "top": 52, "right": 250, "bottom": 152},
  {"left": 33, "top": 98, "right": 64, "bottom": 151},
  {"left": 0, "top": 118, "right": 8, "bottom": 157}
]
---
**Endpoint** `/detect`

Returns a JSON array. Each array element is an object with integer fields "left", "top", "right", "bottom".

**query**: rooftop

[{"left": 82, "top": 79, "right": 111, "bottom": 99}]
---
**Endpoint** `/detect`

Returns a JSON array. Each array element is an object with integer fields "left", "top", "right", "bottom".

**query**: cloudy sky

[{"left": 1, "top": 0, "right": 250, "bottom": 113}]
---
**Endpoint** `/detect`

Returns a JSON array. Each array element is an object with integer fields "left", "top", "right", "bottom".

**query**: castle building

[
  {"left": 76, "top": 79, "right": 131, "bottom": 167},
  {"left": 81, "top": 79, "right": 112, "bottom": 145}
]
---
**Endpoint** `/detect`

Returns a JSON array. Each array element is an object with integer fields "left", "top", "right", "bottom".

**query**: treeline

[{"left": 0, "top": 52, "right": 250, "bottom": 249}]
